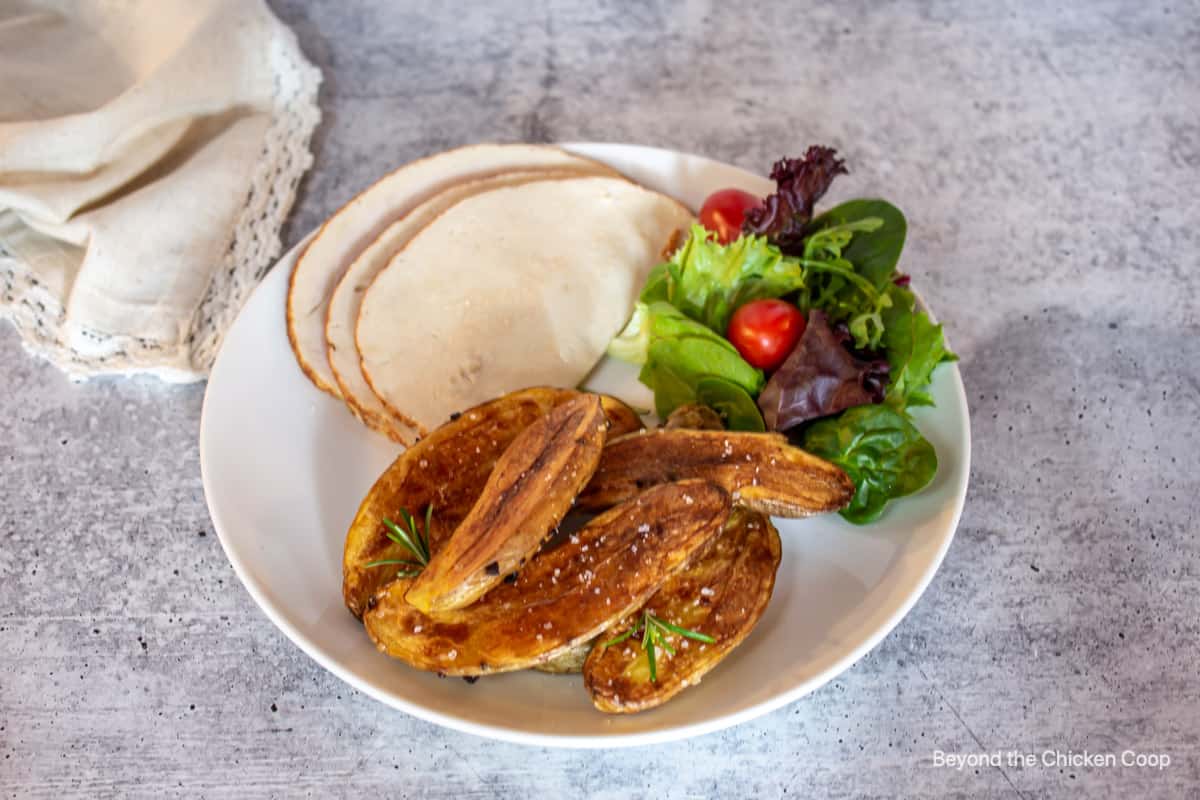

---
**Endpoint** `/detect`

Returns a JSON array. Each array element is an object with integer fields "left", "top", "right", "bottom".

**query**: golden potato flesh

[
  {"left": 406, "top": 394, "right": 608, "bottom": 613},
  {"left": 341, "top": 387, "right": 642, "bottom": 617},
  {"left": 583, "top": 507, "right": 782, "bottom": 713},
  {"left": 663, "top": 404, "right": 725, "bottom": 431},
  {"left": 362, "top": 480, "right": 731, "bottom": 676},
  {"left": 576, "top": 429, "right": 854, "bottom": 518},
  {"left": 533, "top": 639, "right": 593, "bottom": 674}
]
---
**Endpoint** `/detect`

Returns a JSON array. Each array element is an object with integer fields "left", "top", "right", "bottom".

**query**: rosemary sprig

[
  {"left": 364, "top": 505, "right": 433, "bottom": 578},
  {"left": 601, "top": 611, "right": 715, "bottom": 683}
]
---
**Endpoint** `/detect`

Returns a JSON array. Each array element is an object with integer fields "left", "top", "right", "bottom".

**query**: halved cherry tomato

[
  {"left": 727, "top": 299, "right": 806, "bottom": 371},
  {"left": 698, "top": 188, "right": 762, "bottom": 245}
]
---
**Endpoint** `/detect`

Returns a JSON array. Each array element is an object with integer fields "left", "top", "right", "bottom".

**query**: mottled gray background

[{"left": 2, "top": 1, "right": 1198, "bottom": 797}]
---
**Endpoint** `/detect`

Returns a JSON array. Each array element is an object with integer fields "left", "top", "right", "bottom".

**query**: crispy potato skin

[
  {"left": 342, "top": 387, "right": 641, "bottom": 617},
  {"left": 577, "top": 429, "right": 854, "bottom": 518},
  {"left": 584, "top": 507, "right": 782, "bottom": 713},
  {"left": 363, "top": 480, "right": 731, "bottom": 676},
  {"left": 406, "top": 395, "right": 608, "bottom": 613}
]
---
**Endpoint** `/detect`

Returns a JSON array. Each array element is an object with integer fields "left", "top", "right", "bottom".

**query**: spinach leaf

[
  {"left": 806, "top": 199, "right": 907, "bottom": 290},
  {"left": 801, "top": 404, "right": 937, "bottom": 524},
  {"left": 695, "top": 377, "right": 766, "bottom": 432}
]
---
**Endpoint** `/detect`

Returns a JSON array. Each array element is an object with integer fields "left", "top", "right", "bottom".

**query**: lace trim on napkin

[{"left": 0, "top": 23, "right": 321, "bottom": 382}]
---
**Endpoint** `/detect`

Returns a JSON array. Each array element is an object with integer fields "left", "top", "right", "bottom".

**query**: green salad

[{"left": 608, "top": 147, "right": 955, "bottom": 523}]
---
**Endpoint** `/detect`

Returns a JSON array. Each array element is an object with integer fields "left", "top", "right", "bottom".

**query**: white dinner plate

[{"left": 200, "top": 143, "right": 970, "bottom": 748}]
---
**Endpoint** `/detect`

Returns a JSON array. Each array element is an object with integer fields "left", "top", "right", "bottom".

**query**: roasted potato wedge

[
  {"left": 363, "top": 480, "right": 731, "bottom": 676},
  {"left": 576, "top": 429, "right": 854, "bottom": 517},
  {"left": 533, "top": 639, "right": 593, "bottom": 674},
  {"left": 663, "top": 404, "right": 725, "bottom": 431},
  {"left": 342, "top": 387, "right": 641, "bottom": 617},
  {"left": 584, "top": 507, "right": 781, "bottom": 713},
  {"left": 406, "top": 395, "right": 608, "bottom": 613}
]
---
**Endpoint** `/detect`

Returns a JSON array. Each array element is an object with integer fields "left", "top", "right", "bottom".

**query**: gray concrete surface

[{"left": 2, "top": 1, "right": 1198, "bottom": 797}]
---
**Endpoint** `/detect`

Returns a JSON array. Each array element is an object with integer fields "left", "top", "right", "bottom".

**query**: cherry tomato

[
  {"left": 727, "top": 299, "right": 806, "bottom": 371},
  {"left": 698, "top": 188, "right": 762, "bottom": 245}
]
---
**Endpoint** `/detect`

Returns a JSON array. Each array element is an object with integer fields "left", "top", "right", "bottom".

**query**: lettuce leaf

[
  {"left": 608, "top": 301, "right": 765, "bottom": 428},
  {"left": 743, "top": 147, "right": 848, "bottom": 250},
  {"left": 646, "top": 225, "right": 805, "bottom": 334},
  {"left": 606, "top": 301, "right": 655, "bottom": 365},
  {"left": 639, "top": 205, "right": 905, "bottom": 352},
  {"left": 757, "top": 310, "right": 889, "bottom": 430},
  {"left": 881, "top": 284, "right": 956, "bottom": 409}
]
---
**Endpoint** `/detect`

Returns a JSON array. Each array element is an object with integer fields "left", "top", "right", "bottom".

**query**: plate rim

[{"left": 200, "top": 141, "right": 971, "bottom": 748}]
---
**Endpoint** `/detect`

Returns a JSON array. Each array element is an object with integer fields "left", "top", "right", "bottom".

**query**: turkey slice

[
  {"left": 356, "top": 175, "right": 694, "bottom": 431},
  {"left": 286, "top": 143, "right": 617, "bottom": 397},
  {"left": 325, "top": 166, "right": 609, "bottom": 443}
]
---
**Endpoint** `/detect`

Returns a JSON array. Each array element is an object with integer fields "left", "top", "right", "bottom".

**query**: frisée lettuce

[{"left": 641, "top": 225, "right": 806, "bottom": 334}]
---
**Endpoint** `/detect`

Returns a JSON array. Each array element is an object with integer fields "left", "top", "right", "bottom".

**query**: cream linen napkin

[{"left": 0, "top": 0, "right": 321, "bottom": 381}]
